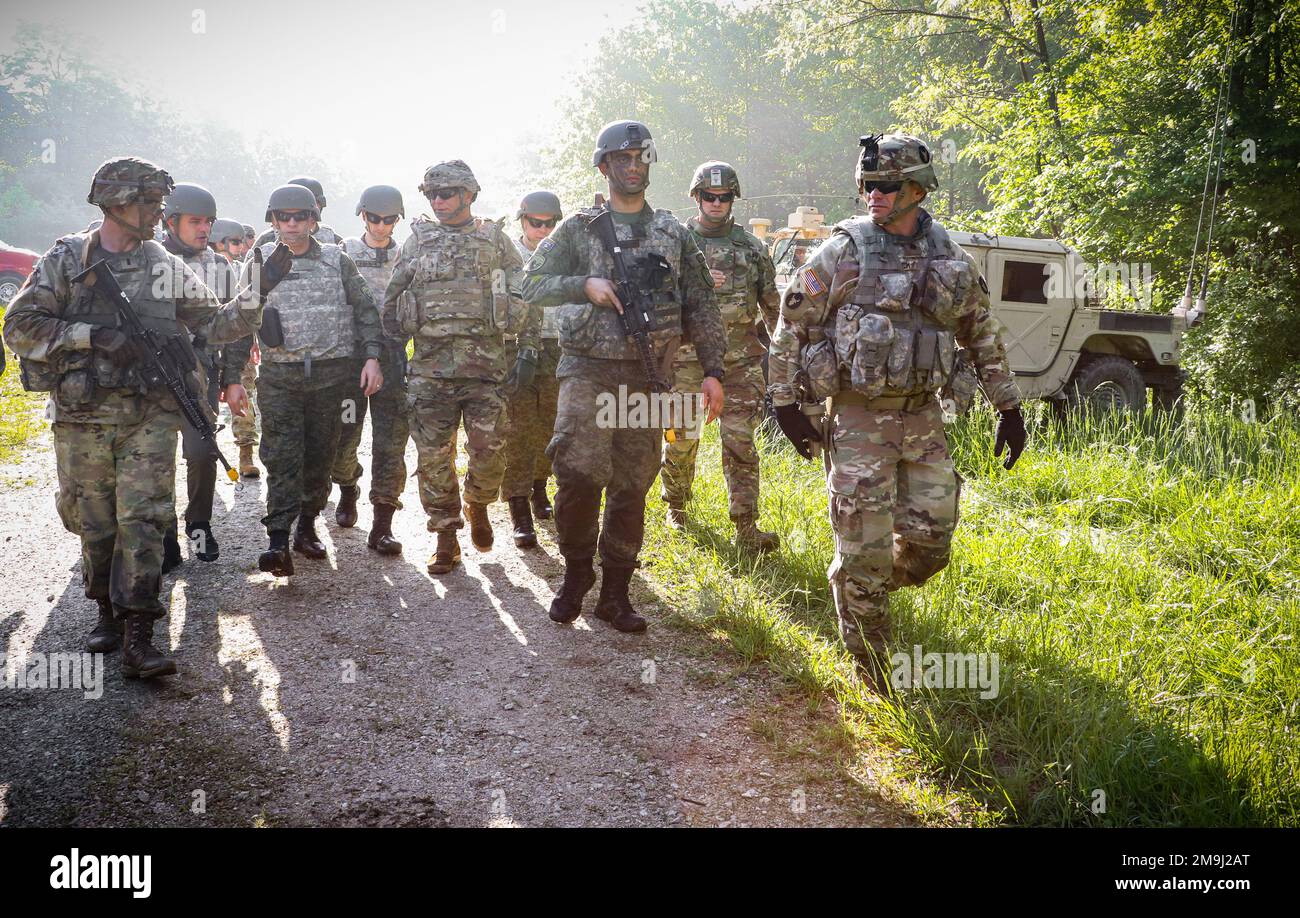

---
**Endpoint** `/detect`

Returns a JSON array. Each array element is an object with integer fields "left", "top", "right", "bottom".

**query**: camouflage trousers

[
  {"left": 501, "top": 339, "right": 561, "bottom": 499},
  {"left": 661, "top": 357, "right": 765, "bottom": 519},
  {"left": 180, "top": 349, "right": 221, "bottom": 526},
  {"left": 231, "top": 361, "right": 258, "bottom": 449},
  {"left": 53, "top": 409, "right": 181, "bottom": 619},
  {"left": 826, "top": 398, "right": 960, "bottom": 660},
  {"left": 330, "top": 349, "right": 410, "bottom": 508},
  {"left": 408, "top": 377, "right": 508, "bottom": 532},
  {"left": 257, "top": 359, "right": 353, "bottom": 533},
  {"left": 548, "top": 368, "right": 660, "bottom": 568}
]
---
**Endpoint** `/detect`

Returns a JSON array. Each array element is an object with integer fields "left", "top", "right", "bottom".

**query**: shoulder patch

[
  {"left": 800, "top": 266, "right": 827, "bottom": 297},
  {"left": 536, "top": 236, "right": 558, "bottom": 255}
]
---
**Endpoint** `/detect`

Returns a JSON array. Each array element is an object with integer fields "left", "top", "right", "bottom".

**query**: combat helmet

[
  {"left": 87, "top": 157, "right": 174, "bottom": 236},
  {"left": 856, "top": 133, "right": 939, "bottom": 193},
  {"left": 516, "top": 190, "right": 563, "bottom": 220},
  {"left": 288, "top": 176, "right": 326, "bottom": 209},
  {"left": 688, "top": 161, "right": 741, "bottom": 197},
  {"left": 418, "top": 160, "right": 480, "bottom": 196},
  {"left": 355, "top": 184, "right": 405, "bottom": 218},
  {"left": 591, "top": 120, "right": 657, "bottom": 168},
  {"left": 163, "top": 183, "right": 218, "bottom": 221},
  {"left": 210, "top": 218, "right": 245, "bottom": 244},
  {"left": 264, "top": 184, "right": 320, "bottom": 222}
]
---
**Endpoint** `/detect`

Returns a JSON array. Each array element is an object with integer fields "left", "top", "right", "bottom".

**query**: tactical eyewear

[
  {"left": 862, "top": 181, "right": 903, "bottom": 195},
  {"left": 428, "top": 188, "right": 462, "bottom": 201},
  {"left": 525, "top": 216, "right": 558, "bottom": 229},
  {"left": 364, "top": 212, "right": 400, "bottom": 225},
  {"left": 273, "top": 210, "right": 312, "bottom": 223},
  {"left": 699, "top": 191, "right": 735, "bottom": 204}
]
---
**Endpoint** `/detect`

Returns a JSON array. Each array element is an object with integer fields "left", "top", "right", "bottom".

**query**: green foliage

[{"left": 643, "top": 407, "right": 1300, "bottom": 825}]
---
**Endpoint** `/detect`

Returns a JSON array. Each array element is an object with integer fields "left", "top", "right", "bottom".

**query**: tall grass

[{"left": 642, "top": 403, "right": 1300, "bottom": 826}]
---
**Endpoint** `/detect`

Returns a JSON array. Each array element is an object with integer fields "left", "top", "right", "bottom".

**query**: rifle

[{"left": 72, "top": 259, "right": 240, "bottom": 482}]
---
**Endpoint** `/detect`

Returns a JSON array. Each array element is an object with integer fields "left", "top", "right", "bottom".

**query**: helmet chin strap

[
  {"left": 104, "top": 204, "right": 158, "bottom": 240},
  {"left": 867, "top": 184, "right": 925, "bottom": 227}
]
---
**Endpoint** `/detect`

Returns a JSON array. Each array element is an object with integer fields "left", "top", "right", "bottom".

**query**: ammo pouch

[
  {"left": 555, "top": 302, "right": 598, "bottom": 352},
  {"left": 799, "top": 336, "right": 841, "bottom": 400},
  {"left": 18, "top": 357, "right": 62, "bottom": 393},
  {"left": 258, "top": 306, "right": 285, "bottom": 349},
  {"left": 940, "top": 348, "right": 980, "bottom": 416},
  {"left": 396, "top": 291, "right": 419, "bottom": 338}
]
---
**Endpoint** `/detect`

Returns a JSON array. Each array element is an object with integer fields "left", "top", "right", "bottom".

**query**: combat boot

[
  {"left": 592, "top": 565, "right": 647, "bottom": 633},
  {"left": 509, "top": 496, "right": 537, "bottom": 549},
  {"left": 427, "top": 530, "right": 461, "bottom": 575},
  {"left": 85, "top": 598, "right": 122, "bottom": 654},
  {"left": 665, "top": 505, "right": 687, "bottom": 531},
  {"left": 162, "top": 519, "right": 182, "bottom": 573},
  {"left": 464, "top": 501, "right": 494, "bottom": 552},
  {"left": 852, "top": 648, "right": 893, "bottom": 696},
  {"left": 367, "top": 503, "right": 403, "bottom": 556},
  {"left": 258, "top": 530, "right": 295, "bottom": 577},
  {"left": 335, "top": 484, "right": 360, "bottom": 528},
  {"left": 531, "top": 479, "right": 553, "bottom": 520},
  {"left": 239, "top": 444, "right": 260, "bottom": 479},
  {"left": 734, "top": 514, "right": 779, "bottom": 554},
  {"left": 293, "top": 515, "right": 327, "bottom": 559},
  {"left": 121, "top": 612, "right": 177, "bottom": 679},
  {"left": 186, "top": 521, "right": 220, "bottom": 562},
  {"left": 549, "top": 558, "right": 596, "bottom": 623}
]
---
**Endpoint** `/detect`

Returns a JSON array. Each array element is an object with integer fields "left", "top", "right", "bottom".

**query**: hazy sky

[{"left": 1, "top": 0, "right": 649, "bottom": 233}]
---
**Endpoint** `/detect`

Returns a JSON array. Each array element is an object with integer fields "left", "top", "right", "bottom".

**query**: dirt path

[{"left": 0, "top": 409, "right": 907, "bottom": 827}]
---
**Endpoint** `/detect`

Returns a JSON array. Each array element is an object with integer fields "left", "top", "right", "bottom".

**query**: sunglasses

[
  {"left": 525, "top": 216, "right": 558, "bottom": 229},
  {"left": 862, "top": 181, "right": 903, "bottom": 195},
  {"left": 429, "top": 188, "right": 462, "bottom": 201},
  {"left": 364, "top": 212, "right": 400, "bottom": 225},
  {"left": 273, "top": 210, "right": 312, "bottom": 223},
  {"left": 699, "top": 191, "right": 735, "bottom": 204}
]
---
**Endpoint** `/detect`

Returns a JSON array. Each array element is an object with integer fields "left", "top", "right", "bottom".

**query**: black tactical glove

[
  {"left": 255, "top": 242, "right": 293, "bottom": 297},
  {"left": 90, "top": 328, "right": 138, "bottom": 368},
  {"left": 774, "top": 403, "right": 822, "bottom": 460},
  {"left": 509, "top": 348, "right": 538, "bottom": 392},
  {"left": 994, "top": 406, "right": 1027, "bottom": 470}
]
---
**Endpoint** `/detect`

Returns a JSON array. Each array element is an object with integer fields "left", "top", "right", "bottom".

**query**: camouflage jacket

[
  {"left": 513, "top": 234, "right": 560, "bottom": 341},
  {"left": 683, "top": 216, "right": 778, "bottom": 367},
  {"left": 521, "top": 202, "right": 725, "bottom": 381},
  {"left": 380, "top": 215, "right": 536, "bottom": 392},
  {"left": 161, "top": 232, "right": 248, "bottom": 387},
  {"left": 768, "top": 209, "right": 1019, "bottom": 410},
  {"left": 3, "top": 228, "right": 263, "bottom": 424},
  {"left": 342, "top": 234, "right": 403, "bottom": 351}
]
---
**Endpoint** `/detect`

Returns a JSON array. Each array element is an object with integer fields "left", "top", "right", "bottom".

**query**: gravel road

[{"left": 0, "top": 409, "right": 905, "bottom": 827}]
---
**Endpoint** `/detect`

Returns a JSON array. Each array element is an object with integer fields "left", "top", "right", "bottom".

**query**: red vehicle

[{"left": 0, "top": 239, "right": 40, "bottom": 303}]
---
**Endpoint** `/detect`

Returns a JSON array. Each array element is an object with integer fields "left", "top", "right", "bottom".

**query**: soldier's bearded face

[
  {"left": 601, "top": 150, "right": 649, "bottom": 195},
  {"left": 114, "top": 200, "right": 164, "bottom": 240}
]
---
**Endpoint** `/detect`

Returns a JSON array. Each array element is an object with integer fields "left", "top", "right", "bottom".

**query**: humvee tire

[{"left": 1063, "top": 355, "right": 1146, "bottom": 414}]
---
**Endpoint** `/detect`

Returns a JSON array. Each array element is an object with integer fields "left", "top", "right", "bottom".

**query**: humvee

[{"left": 751, "top": 209, "right": 1187, "bottom": 413}]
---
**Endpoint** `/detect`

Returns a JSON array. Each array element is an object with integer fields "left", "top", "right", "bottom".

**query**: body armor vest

[
  {"left": 408, "top": 217, "right": 517, "bottom": 342},
  {"left": 35, "top": 235, "right": 188, "bottom": 401},
  {"left": 555, "top": 207, "right": 684, "bottom": 361},
  {"left": 803, "top": 216, "right": 963, "bottom": 400},
  {"left": 342, "top": 236, "right": 398, "bottom": 305},
  {"left": 258, "top": 241, "right": 353, "bottom": 363},
  {"left": 691, "top": 222, "right": 764, "bottom": 364}
]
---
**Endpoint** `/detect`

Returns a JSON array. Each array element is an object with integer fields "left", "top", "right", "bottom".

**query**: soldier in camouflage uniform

[
  {"left": 501, "top": 190, "right": 564, "bottom": 549},
  {"left": 249, "top": 183, "right": 386, "bottom": 577},
  {"left": 522, "top": 120, "right": 727, "bottom": 633},
  {"left": 2, "top": 157, "right": 286, "bottom": 678},
  {"left": 210, "top": 218, "right": 247, "bottom": 262},
  {"left": 768, "top": 133, "right": 1027, "bottom": 687},
  {"left": 661, "top": 162, "right": 780, "bottom": 551},
  {"left": 331, "top": 184, "right": 408, "bottom": 556},
  {"left": 211, "top": 218, "right": 261, "bottom": 478},
  {"left": 160, "top": 184, "right": 246, "bottom": 566},
  {"left": 254, "top": 176, "right": 342, "bottom": 247},
  {"left": 380, "top": 161, "right": 537, "bottom": 575}
]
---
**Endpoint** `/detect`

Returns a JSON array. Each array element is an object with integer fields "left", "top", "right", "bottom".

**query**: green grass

[
  {"left": 0, "top": 349, "right": 45, "bottom": 466},
  {"left": 641, "top": 403, "right": 1300, "bottom": 826}
]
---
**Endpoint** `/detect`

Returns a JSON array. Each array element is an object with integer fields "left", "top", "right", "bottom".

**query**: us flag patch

[{"left": 801, "top": 267, "right": 826, "bottom": 297}]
